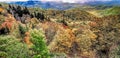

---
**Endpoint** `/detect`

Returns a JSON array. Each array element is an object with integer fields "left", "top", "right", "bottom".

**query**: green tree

[{"left": 30, "top": 29, "right": 50, "bottom": 58}]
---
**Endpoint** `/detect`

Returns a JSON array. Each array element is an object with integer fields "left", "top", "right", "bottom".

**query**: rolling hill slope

[{"left": 99, "top": 6, "right": 120, "bottom": 16}]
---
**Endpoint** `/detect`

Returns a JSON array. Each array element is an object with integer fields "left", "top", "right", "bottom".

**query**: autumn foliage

[
  {"left": 0, "top": 3, "right": 120, "bottom": 58},
  {"left": 24, "top": 32, "right": 33, "bottom": 48}
]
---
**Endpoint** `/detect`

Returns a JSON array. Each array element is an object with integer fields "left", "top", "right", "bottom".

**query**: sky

[
  {"left": 0, "top": 0, "right": 28, "bottom": 2},
  {"left": 0, "top": 0, "right": 117, "bottom": 3},
  {"left": 41, "top": 0, "right": 113, "bottom": 3}
]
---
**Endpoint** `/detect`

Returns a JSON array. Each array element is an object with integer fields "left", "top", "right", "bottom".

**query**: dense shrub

[
  {"left": 48, "top": 28, "right": 75, "bottom": 55},
  {"left": 110, "top": 45, "right": 120, "bottom": 58},
  {"left": 75, "top": 29, "right": 97, "bottom": 57},
  {"left": 19, "top": 24, "right": 27, "bottom": 34},
  {"left": 50, "top": 53, "right": 67, "bottom": 58},
  {"left": 0, "top": 35, "right": 30, "bottom": 58},
  {"left": 30, "top": 29, "right": 50, "bottom": 58}
]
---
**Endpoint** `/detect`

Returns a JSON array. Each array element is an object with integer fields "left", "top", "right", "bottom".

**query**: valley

[{"left": 0, "top": 1, "right": 120, "bottom": 58}]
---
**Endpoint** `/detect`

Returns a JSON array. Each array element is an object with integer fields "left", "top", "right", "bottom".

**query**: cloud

[
  {"left": 41, "top": 0, "right": 113, "bottom": 3},
  {"left": 0, "top": 0, "right": 114, "bottom": 3},
  {"left": 0, "top": 0, "right": 28, "bottom": 2}
]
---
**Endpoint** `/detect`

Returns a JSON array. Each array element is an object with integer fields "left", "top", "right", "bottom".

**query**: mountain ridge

[{"left": 8, "top": 0, "right": 120, "bottom": 10}]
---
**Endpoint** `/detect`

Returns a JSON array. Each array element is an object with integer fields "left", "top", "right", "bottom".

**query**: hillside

[
  {"left": 99, "top": 6, "right": 120, "bottom": 16},
  {"left": 0, "top": 2, "right": 120, "bottom": 58}
]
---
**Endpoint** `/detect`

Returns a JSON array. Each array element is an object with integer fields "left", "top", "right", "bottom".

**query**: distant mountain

[
  {"left": 8, "top": 0, "right": 120, "bottom": 10},
  {"left": 85, "top": 1, "right": 120, "bottom": 6},
  {"left": 9, "top": 1, "right": 82, "bottom": 10}
]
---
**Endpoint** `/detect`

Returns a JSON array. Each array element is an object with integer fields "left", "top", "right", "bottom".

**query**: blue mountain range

[{"left": 9, "top": 0, "right": 120, "bottom": 10}]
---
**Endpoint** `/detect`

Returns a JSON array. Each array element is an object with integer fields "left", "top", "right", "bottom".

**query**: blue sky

[
  {"left": 0, "top": 0, "right": 119, "bottom": 3},
  {"left": 41, "top": 0, "right": 113, "bottom": 3}
]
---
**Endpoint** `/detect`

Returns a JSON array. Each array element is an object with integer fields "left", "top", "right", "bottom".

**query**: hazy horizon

[{"left": 0, "top": 0, "right": 119, "bottom": 3}]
